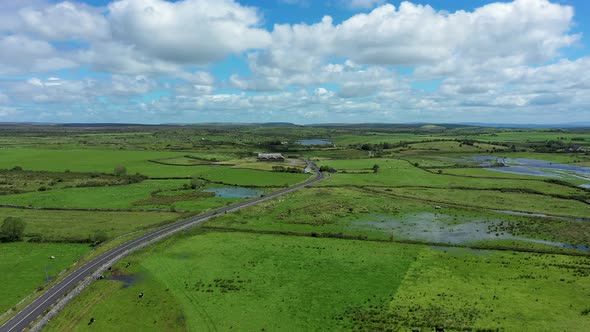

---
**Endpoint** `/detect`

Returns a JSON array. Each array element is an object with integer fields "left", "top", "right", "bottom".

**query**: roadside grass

[
  {"left": 44, "top": 231, "right": 419, "bottom": 331},
  {"left": 0, "top": 208, "right": 182, "bottom": 242},
  {"left": 45, "top": 231, "right": 590, "bottom": 331},
  {"left": 0, "top": 242, "right": 91, "bottom": 314}
]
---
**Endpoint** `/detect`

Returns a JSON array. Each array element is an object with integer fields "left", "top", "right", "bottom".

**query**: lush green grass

[
  {"left": 346, "top": 247, "right": 590, "bottom": 331},
  {"left": 0, "top": 149, "right": 308, "bottom": 185},
  {"left": 0, "top": 180, "right": 185, "bottom": 210},
  {"left": 0, "top": 180, "right": 272, "bottom": 212},
  {"left": 210, "top": 187, "right": 590, "bottom": 250},
  {"left": 0, "top": 148, "right": 185, "bottom": 176},
  {"left": 45, "top": 231, "right": 590, "bottom": 331},
  {"left": 316, "top": 158, "right": 589, "bottom": 198},
  {"left": 45, "top": 231, "right": 419, "bottom": 331},
  {"left": 0, "top": 208, "right": 181, "bottom": 242},
  {"left": 377, "top": 187, "right": 590, "bottom": 219},
  {"left": 0, "top": 242, "right": 91, "bottom": 313}
]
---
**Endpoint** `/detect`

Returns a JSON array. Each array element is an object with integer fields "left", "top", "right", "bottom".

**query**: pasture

[
  {"left": 1, "top": 124, "right": 590, "bottom": 330},
  {"left": 44, "top": 231, "right": 590, "bottom": 331}
]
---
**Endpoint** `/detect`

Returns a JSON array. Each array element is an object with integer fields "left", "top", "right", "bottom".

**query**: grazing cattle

[
  {"left": 435, "top": 327, "right": 444, "bottom": 332},
  {"left": 138, "top": 292, "right": 144, "bottom": 298},
  {"left": 125, "top": 262, "right": 131, "bottom": 268},
  {"left": 88, "top": 317, "right": 95, "bottom": 325}
]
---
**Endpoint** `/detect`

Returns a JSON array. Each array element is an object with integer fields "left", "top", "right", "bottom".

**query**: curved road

[{"left": 1, "top": 161, "right": 324, "bottom": 332}]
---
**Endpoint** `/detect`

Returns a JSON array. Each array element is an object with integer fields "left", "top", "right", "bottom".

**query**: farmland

[{"left": 1, "top": 124, "right": 590, "bottom": 331}]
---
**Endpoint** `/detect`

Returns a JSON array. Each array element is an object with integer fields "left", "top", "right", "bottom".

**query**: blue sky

[{"left": 0, "top": 0, "right": 589, "bottom": 124}]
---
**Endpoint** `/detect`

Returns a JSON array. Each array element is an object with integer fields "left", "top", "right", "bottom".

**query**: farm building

[{"left": 257, "top": 153, "right": 285, "bottom": 162}]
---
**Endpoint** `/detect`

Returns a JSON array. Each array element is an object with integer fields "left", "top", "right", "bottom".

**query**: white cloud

[
  {"left": 108, "top": 0, "right": 271, "bottom": 64},
  {"left": 0, "top": 92, "right": 8, "bottom": 104},
  {"left": 0, "top": 35, "right": 77, "bottom": 75},
  {"left": 17, "top": 1, "right": 109, "bottom": 40},
  {"left": 344, "top": 0, "right": 385, "bottom": 10}
]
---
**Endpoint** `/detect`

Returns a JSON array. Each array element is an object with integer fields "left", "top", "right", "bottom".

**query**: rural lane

[{"left": 0, "top": 161, "right": 324, "bottom": 332}]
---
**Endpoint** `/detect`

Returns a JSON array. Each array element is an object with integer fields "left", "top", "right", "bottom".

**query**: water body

[
  {"left": 467, "top": 156, "right": 590, "bottom": 180},
  {"left": 351, "top": 213, "right": 589, "bottom": 250},
  {"left": 296, "top": 139, "right": 333, "bottom": 146},
  {"left": 493, "top": 209, "right": 590, "bottom": 222},
  {"left": 204, "top": 187, "right": 262, "bottom": 199},
  {"left": 108, "top": 273, "right": 143, "bottom": 288}
]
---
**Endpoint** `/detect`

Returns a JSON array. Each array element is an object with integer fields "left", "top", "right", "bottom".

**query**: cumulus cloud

[
  {"left": 17, "top": 1, "right": 110, "bottom": 40},
  {"left": 107, "top": 0, "right": 271, "bottom": 64},
  {"left": 0, "top": 0, "right": 587, "bottom": 123},
  {"left": 0, "top": 35, "right": 77, "bottom": 75}
]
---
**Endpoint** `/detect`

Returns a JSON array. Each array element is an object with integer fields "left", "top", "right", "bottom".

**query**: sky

[{"left": 0, "top": 0, "right": 589, "bottom": 124}]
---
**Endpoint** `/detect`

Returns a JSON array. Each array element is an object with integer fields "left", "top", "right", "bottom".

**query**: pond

[
  {"left": 108, "top": 272, "right": 143, "bottom": 288},
  {"left": 350, "top": 213, "right": 589, "bottom": 250},
  {"left": 296, "top": 139, "right": 333, "bottom": 146},
  {"left": 204, "top": 187, "right": 263, "bottom": 199},
  {"left": 467, "top": 156, "right": 590, "bottom": 180}
]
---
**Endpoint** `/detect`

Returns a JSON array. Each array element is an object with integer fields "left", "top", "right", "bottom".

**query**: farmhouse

[{"left": 257, "top": 153, "right": 285, "bottom": 162}]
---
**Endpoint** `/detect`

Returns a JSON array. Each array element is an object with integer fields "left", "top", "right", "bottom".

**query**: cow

[
  {"left": 88, "top": 317, "right": 95, "bottom": 325},
  {"left": 138, "top": 292, "right": 144, "bottom": 298}
]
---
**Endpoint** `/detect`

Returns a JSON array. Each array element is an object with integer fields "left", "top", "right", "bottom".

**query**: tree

[
  {"left": 0, "top": 217, "right": 26, "bottom": 242},
  {"left": 113, "top": 165, "right": 127, "bottom": 176},
  {"left": 372, "top": 164, "right": 380, "bottom": 173},
  {"left": 91, "top": 230, "right": 108, "bottom": 246},
  {"left": 190, "top": 177, "right": 204, "bottom": 189}
]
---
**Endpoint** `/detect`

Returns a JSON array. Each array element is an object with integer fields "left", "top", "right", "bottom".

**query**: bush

[
  {"left": 0, "top": 217, "right": 26, "bottom": 242},
  {"left": 91, "top": 230, "right": 109, "bottom": 246},
  {"left": 372, "top": 164, "right": 380, "bottom": 173},
  {"left": 190, "top": 177, "right": 205, "bottom": 189},
  {"left": 113, "top": 165, "right": 127, "bottom": 176}
]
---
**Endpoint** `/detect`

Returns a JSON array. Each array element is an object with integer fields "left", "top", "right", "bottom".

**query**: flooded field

[
  {"left": 351, "top": 213, "right": 589, "bottom": 250},
  {"left": 107, "top": 272, "right": 143, "bottom": 288},
  {"left": 468, "top": 156, "right": 590, "bottom": 183},
  {"left": 204, "top": 187, "right": 262, "bottom": 199},
  {"left": 296, "top": 139, "right": 333, "bottom": 146}
]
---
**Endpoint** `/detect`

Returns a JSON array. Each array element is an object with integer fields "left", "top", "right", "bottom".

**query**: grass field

[
  {"left": 209, "top": 187, "right": 590, "bottom": 251},
  {"left": 0, "top": 242, "right": 91, "bottom": 314},
  {"left": 0, "top": 208, "right": 181, "bottom": 242},
  {"left": 44, "top": 231, "right": 590, "bottom": 331},
  {"left": 0, "top": 180, "right": 275, "bottom": 212},
  {"left": 316, "top": 158, "right": 589, "bottom": 198},
  {"left": 2, "top": 125, "right": 590, "bottom": 330}
]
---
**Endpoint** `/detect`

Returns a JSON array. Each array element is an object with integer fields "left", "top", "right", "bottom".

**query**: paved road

[{"left": 0, "top": 161, "right": 324, "bottom": 332}]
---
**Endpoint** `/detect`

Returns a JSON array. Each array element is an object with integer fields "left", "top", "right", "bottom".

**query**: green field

[
  {"left": 0, "top": 242, "right": 91, "bottom": 313},
  {"left": 45, "top": 231, "right": 590, "bottom": 331},
  {"left": 2, "top": 124, "right": 590, "bottom": 330},
  {"left": 0, "top": 208, "right": 181, "bottom": 242}
]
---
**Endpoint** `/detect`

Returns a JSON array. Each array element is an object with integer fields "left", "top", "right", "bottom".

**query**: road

[{"left": 0, "top": 161, "right": 324, "bottom": 332}]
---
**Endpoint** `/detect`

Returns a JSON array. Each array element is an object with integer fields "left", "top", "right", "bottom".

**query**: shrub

[
  {"left": 0, "top": 217, "right": 26, "bottom": 242},
  {"left": 113, "top": 165, "right": 127, "bottom": 176},
  {"left": 91, "top": 230, "right": 109, "bottom": 246}
]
